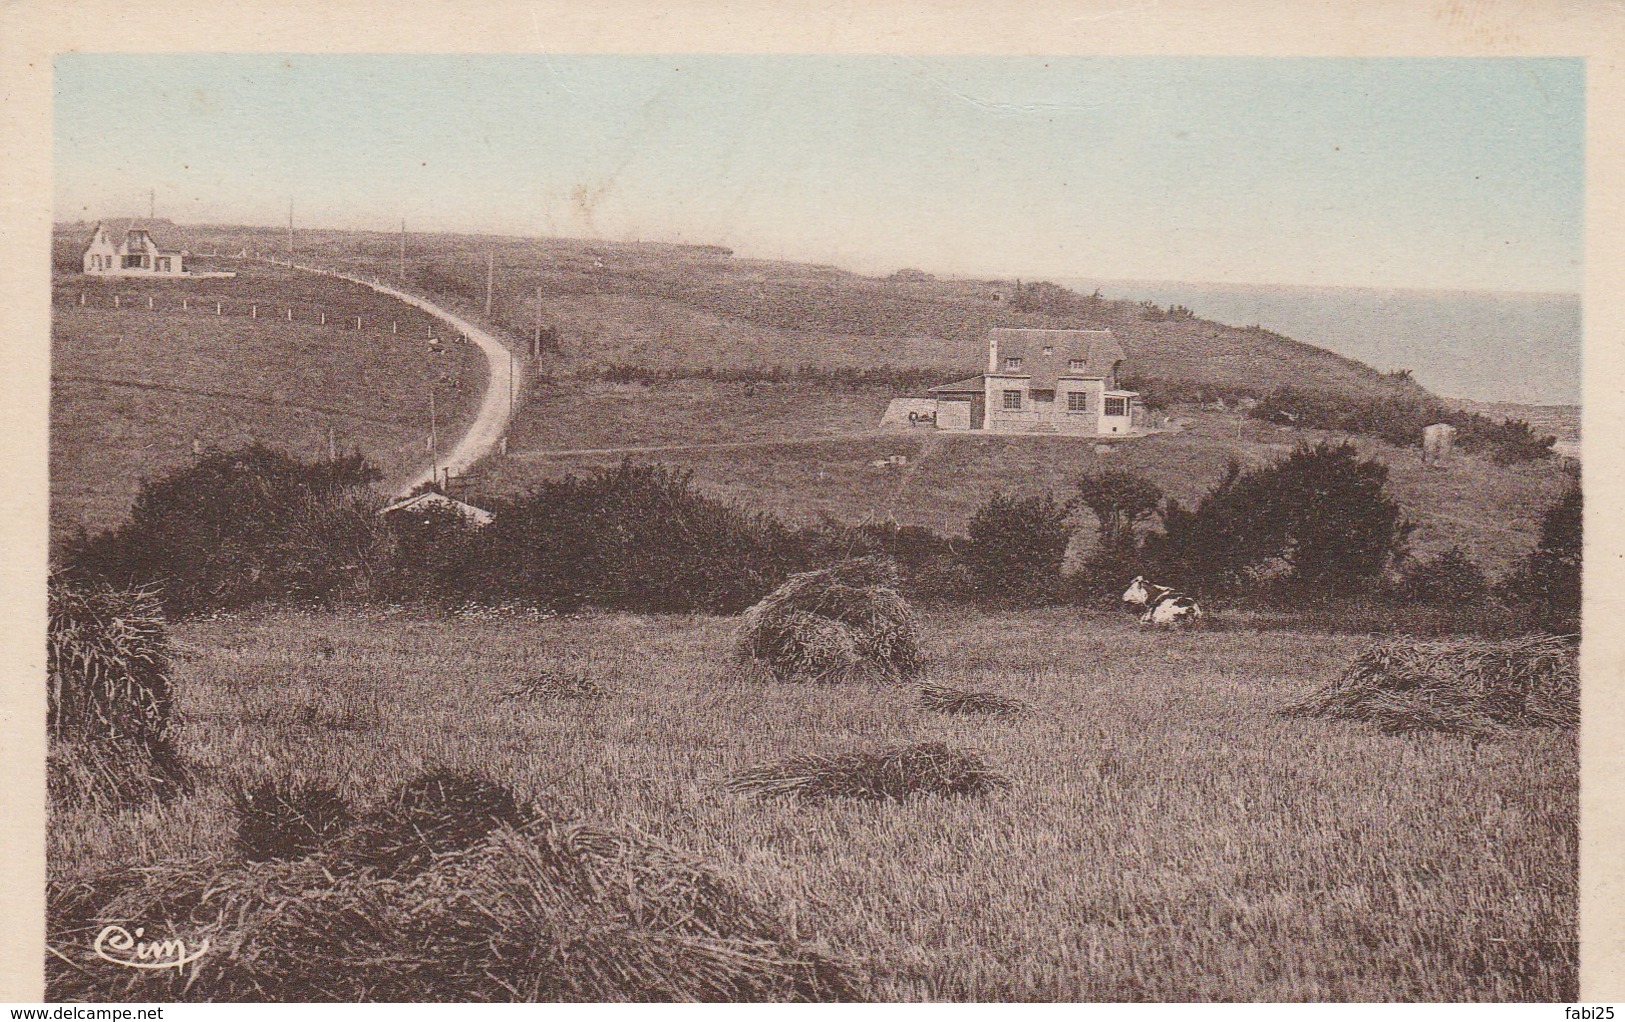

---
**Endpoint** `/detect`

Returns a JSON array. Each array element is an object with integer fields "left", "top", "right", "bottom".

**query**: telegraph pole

[
  {"left": 533, "top": 287, "right": 543, "bottom": 358},
  {"left": 287, "top": 199, "right": 295, "bottom": 260},
  {"left": 484, "top": 251, "right": 495, "bottom": 319},
  {"left": 148, "top": 189, "right": 155, "bottom": 219},
  {"left": 428, "top": 384, "right": 438, "bottom": 485},
  {"left": 399, "top": 219, "right": 406, "bottom": 281}
]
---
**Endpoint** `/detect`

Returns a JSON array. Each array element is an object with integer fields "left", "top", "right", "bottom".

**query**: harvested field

[
  {"left": 47, "top": 607, "right": 1578, "bottom": 1000},
  {"left": 725, "top": 741, "right": 1009, "bottom": 802}
]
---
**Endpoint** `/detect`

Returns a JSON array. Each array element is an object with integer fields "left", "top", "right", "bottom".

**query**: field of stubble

[{"left": 50, "top": 607, "right": 1577, "bottom": 1001}]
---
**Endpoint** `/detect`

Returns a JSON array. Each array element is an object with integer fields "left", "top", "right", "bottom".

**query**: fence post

[
  {"left": 355, "top": 316, "right": 361, "bottom": 330},
  {"left": 216, "top": 301, "right": 222, "bottom": 315},
  {"left": 147, "top": 296, "right": 153, "bottom": 310},
  {"left": 182, "top": 297, "right": 188, "bottom": 311},
  {"left": 113, "top": 295, "right": 119, "bottom": 308},
  {"left": 287, "top": 308, "right": 292, "bottom": 321},
  {"left": 252, "top": 304, "right": 258, "bottom": 319},
  {"left": 79, "top": 292, "right": 85, "bottom": 306},
  {"left": 320, "top": 311, "right": 326, "bottom": 326},
  {"left": 392, "top": 320, "right": 397, "bottom": 335}
]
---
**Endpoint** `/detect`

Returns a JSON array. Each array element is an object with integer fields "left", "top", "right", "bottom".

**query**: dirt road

[{"left": 288, "top": 263, "right": 521, "bottom": 496}]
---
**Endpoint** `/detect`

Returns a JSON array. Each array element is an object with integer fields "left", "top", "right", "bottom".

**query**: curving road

[{"left": 285, "top": 262, "right": 522, "bottom": 497}]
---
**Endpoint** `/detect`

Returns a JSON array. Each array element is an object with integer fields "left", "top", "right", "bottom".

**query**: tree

[
  {"left": 1073, "top": 468, "right": 1163, "bottom": 552},
  {"left": 961, "top": 491, "right": 1073, "bottom": 604}
]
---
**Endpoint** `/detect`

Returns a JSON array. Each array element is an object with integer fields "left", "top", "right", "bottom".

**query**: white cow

[{"left": 1122, "top": 576, "right": 1204, "bottom": 627}]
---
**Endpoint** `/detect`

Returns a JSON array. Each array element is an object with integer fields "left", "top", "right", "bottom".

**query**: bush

[
  {"left": 1397, "top": 546, "right": 1491, "bottom": 605},
  {"left": 1250, "top": 386, "right": 1556, "bottom": 464},
  {"left": 734, "top": 556, "right": 923, "bottom": 684},
  {"left": 1500, "top": 486, "right": 1582, "bottom": 633},
  {"left": 64, "top": 444, "right": 386, "bottom": 617},
  {"left": 473, "top": 461, "right": 799, "bottom": 614},
  {"left": 962, "top": 491, "right": 1073, "bottom": 605},
  {"left": 1147, "top": 442, "right": 1411, "bottom": 595}
]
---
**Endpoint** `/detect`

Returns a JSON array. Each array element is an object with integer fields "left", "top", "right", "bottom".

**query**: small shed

[{"left": 378, "top": 491, "right": 495, "bottom": 528}]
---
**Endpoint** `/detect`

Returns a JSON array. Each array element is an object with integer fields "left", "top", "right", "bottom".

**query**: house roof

[
  {"left": 88, "top": 218, "right": 185, "bottom": 253},
  {"left": 988, "top": 328, "right": 1124, "bottom": 389},
  {"left": 378, "top": 490, "right": 495, "bottom": 526},
  {"left": 929, "top": 375, "right": 986, "bottom": 395}
]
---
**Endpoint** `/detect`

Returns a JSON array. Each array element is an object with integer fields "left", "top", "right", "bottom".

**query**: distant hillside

[{"left": 166, "top": 223, "right": 1429, "bottom": 406}]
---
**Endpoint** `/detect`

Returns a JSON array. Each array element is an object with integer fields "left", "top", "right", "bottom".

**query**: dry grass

[
  {"left": 47, "top": 579, "right": 186, "bottom": 809},
  {"left": 1281, "top": 634, "right": 1579, "bottom": 736},
  {"left": 735, "top": 557, "right": 924, "bottom": 685},
  {"left": 47, "top": 607, "right": 1578, "bottom": 1000},
  {"left": 502, "top": 668, "right": 609, "bottom": 701},
  {"left": 919, "top": 682, "right": 1028, "bottom": 717},
  {"left": 725, "top": 741, "right": 1009, "bottom": 803}
]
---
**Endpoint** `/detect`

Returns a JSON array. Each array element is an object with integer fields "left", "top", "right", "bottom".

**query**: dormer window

[
  {"left": 1003, "top": 357, "right": 1023, "bottom": 371},
  {"left": 1068, "top": 359, "right": 1087, "bottom": 371},
  {"left": 1042, "top": 345, "right": 1054, "bottom": 355}
]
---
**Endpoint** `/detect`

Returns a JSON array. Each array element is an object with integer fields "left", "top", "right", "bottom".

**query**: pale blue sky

[{"left": 54, "top": 55, "right": 1583, "bottom": 292}]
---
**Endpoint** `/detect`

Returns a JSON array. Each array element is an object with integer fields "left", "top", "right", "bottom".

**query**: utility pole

[
  {"left": 484, "top": 250, "right": 495, "bottom": 319},
  {"left": 399, "top": 219, "right": 406, "bottom": 281},
  {"left": 148, "top": 189, "right": 155, "bottom": 219},
  {"left": 508, "top": 348, "right": 515, "bottom": 423},
  {"left": 428, "top": 384, "right": 438, "bottom": 485},
  {"left": 287, "top": 199, "right": 295, "bottom": 260},
  {"left": 533, "top": 287, "right": 543, "bottom": 359}
]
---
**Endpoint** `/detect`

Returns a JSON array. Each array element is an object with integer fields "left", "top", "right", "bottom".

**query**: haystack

[
  {"left": 725, "top": 741, "right": 1008, "bottom": 802},
  {"left": 734, "top": 557, "right": 923, "bottom": 684},
  {"left": 48, "top": 818, "right": 857, "bottom": 1001},
  {"left": 47, "top": 577, "right": 186, "bottom": 808},
  {"left": 335, "top": 768, "right": 530, "bottom": 877},
  {"left": 919, "top": 682, "right": 1028, "bottom": 717},
  {"left": 1282, "top": 634, "right": 1579, "bottom": 736}
]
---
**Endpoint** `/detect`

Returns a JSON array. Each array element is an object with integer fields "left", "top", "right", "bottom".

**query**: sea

[{"left": 1062, "top": 279, "right": 1581, "bottom": 408}]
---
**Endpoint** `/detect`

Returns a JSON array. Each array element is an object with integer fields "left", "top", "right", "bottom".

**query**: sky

[{"left": 53, "top": 55, "right": 1584, "bottom": 293}]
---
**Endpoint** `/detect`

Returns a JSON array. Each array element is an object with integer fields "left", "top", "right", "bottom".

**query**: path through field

[{"left": 288, "top": 262, "right": 522, "bottom": 496}]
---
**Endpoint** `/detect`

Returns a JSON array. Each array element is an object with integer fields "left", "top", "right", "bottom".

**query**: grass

[
  {"left": 48, "top": 606, "right": 1577, "bottom": 1001},
  {"left": 49, "top": 260, "right": 487, "bottom": 539}
]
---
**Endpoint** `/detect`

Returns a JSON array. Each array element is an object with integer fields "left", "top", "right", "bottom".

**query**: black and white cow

[{"left": 1122, "top": 576, "right": 1203, "bottom": 627}]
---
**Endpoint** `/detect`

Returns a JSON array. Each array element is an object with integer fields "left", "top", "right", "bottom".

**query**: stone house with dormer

[{"left": 928, "top": 328, "right": 1140, "bottom": 436}]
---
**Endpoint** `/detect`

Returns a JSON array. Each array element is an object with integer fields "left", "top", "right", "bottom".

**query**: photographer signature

[{"left": 93, "top": 925, "right": 209, "bottom": 971}]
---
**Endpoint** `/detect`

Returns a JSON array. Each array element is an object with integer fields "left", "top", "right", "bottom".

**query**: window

[
  {"left": 1003, "top": 357, "right": 1023, "bottom": 371},
  {"left": 1003, "top": 390, "right": 1023, "bottom": 410},
  {"left": 1105, "top": 397, "right": 1128, "bottom": 417},
  {"left": 1067, "top": 392, "right": 1089, "bottom": 412},
  {"left": 1069, "top": 359, "right": 1087, "bottom": 371},
  {"left": 156, "top": 257, "right": 170, "bottom": 272},
  {"left": 1042, "top": 345, "right": 1054, "bottom": 354}
]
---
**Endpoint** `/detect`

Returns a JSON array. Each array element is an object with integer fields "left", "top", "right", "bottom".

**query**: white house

[
  {"left": 81, "top": 219, "right": 189, "bottom": 277},
  {"left": 928, "top": 328, "right": 1141, "bottom": 436}
]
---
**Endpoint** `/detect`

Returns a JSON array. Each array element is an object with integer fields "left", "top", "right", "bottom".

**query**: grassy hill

[
  {"left": 49, "top": 254, "right": 486, "bottom": 539},
  {"left": 53, "top": 222, "right": 1571, "bottom": 577}
]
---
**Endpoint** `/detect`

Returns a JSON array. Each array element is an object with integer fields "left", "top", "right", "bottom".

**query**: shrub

[
  {"left": 1500, "top": 486, "right": 1582, "bottom": 632},
  {"left": 724, "top": 741, "right": 1008, "bottom": 802},
  {"left": 962, "top": 491, "right": 1073, "bottom": 605},
  {"left": 232, "top": 775, "right": 353, "bottom": 862},
  {"left": 734, "top": 556, "right": 923, "bottom": 684},
  {"left": 1397, "top": 546, "right": 1491, "bottom": 605},
  {"left": 64, "top": 444, "right": 386, "bottom": 617},
  {"left": 1250, "top": 385, "right": 1556, "bottom": 464},
  {"left": 1147, "top": 442, "right": 1411, "bottom": 595},
  {"left": 474, "top": 461, "right": 799, "bottom": 614},
  {"left": 1282, "top": 634, "right": 1578, "bottom": 736},
  {"left": 47, "top": 577, "right": 185, "bottom": 808}
]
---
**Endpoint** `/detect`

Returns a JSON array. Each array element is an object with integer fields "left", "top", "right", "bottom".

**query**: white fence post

[
  {"left": 287, "top": 308, "right": 292, "bottom": 321},
  {"left": 320, "top": 311, "right": 326, "bottom": 326},
  {"left": 147, "top": 296, "right": 153, "bottom": 309},
  {"left": 355, "top": 316, "right": 362, "bottom": 330},
  {"left": 216, "top": 301, "right": 222, "bottom": 315},
  {"left": 79, "top": 292, "right": 85, "bottom": 306},
  {"left": 392, "top": 320, "right": 398, "bottom": 335},
  {"left": 252, "top": 304, "right": 258, "bottom": 319},
  {"left": 113, "top": 295, "right": 120, "bottom": 308},
  {"left": 182, "top": 297, "right": 188, "bottom": 310}
]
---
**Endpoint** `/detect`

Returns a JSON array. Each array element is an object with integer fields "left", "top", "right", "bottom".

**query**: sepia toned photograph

[{"left": 36, "top": 49, "right": 1584, "bottom": 1001}]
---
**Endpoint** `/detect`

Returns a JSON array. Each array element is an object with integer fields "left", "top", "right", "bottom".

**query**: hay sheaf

[
  {"left": 734, "top": 557, "right": 923, "bottom": 684},
  {"left": 333, "top": 769, "right": 530, "bottom": 878},
  {"left": 47, "top": 579, "right": 186, "bottom": 808},
  {"left": 919, "top": 683, "right": 1028, "bottom": 717},
  {"left": 48, "top": 782, "right": 858, "bottom": 1001},
  {"left": 725, "top": 741, "right": 1009, "bottom": 802},
  {"left": 502, "top": 669, "right": 609, "bottom": 702},
  {"left": 1282, "top": 634, "right": 1579, "bottom": 736}
]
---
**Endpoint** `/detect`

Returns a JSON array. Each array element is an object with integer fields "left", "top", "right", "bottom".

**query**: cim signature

[{"left": 93, "top": 924, "right": 209, "bottom": 971}]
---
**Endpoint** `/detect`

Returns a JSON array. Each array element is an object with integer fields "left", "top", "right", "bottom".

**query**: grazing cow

[{"left": 1122, "top": 576, "right": 1203, "bottom": 627}]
